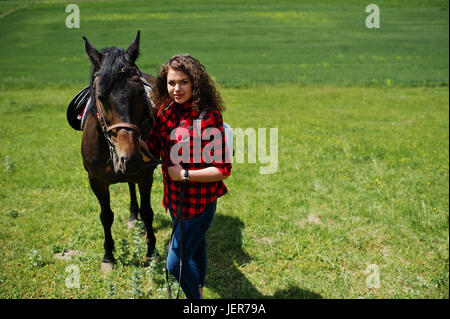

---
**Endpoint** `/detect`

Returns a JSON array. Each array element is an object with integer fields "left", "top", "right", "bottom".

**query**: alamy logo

[
  {"left": 169, "top": 122, "right": 279, "bottom": 174},
  {"left": 65, "top": 4, "right": 80, "bottom": 29},
  {"left": 65, "top": 264, "right": 80, "bottom": 289},
  {"left": 365, "top": 264, "right": 380, "bottom": 289},
  {"left": 365, "top": 4, "right": 380, "bottom": 29},
  {"left": 234, "top": 127, "right": 278, "bottom": 175}
]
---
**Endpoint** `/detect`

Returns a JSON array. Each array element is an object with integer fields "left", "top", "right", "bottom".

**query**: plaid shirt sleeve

[{"left": 200, "top": 110, "right": 232, "bottom": 176}]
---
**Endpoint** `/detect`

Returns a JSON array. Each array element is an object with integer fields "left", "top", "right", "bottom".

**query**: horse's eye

[{"left": 130, "top": 75, "right": 140, "bottom": 82}]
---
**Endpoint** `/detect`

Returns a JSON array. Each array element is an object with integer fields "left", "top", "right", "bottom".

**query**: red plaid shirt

[{"left": 145, "top": 101, "right": 232, "bottom": 219}]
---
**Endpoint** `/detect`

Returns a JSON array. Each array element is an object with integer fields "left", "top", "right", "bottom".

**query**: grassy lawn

[
  {"left": 0, "top": 85, "right": 448, "bottom": 298},
  {"left": 0, "top": 0, "right": 448, "bottom": 88},
  {"left": 0, "top": 0, "right": 448, "bottom": 299}
]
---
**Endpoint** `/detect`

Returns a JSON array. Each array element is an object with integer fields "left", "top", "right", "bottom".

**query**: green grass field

[{"left": 0, "top": 0, "right": 448, "bottom": 299}]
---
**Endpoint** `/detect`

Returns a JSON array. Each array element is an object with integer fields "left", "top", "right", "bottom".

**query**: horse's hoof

[
  {"left": 101, "top": 261, "right": 115, "bottom": 273},
  {"left": 144, "top": 250, "right": 160, "bottom": 266}
]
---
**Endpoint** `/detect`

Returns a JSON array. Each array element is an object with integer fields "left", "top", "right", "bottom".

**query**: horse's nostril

[{"left": 117, "top": 153, "right": 140, "bottom": 174}]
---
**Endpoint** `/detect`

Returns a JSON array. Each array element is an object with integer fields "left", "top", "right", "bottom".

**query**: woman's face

[{"left": 167, "top": 68, "right": 192, "bottom": 104}]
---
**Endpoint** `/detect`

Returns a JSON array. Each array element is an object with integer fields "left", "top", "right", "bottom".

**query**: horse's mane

[{"left": 89, "top": 47, "right": 131, "bottom": 114}]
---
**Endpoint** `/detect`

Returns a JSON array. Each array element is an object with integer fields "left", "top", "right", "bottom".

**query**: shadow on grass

[{"left": 206, "top": 214, "right": 322, "bottom": 299}]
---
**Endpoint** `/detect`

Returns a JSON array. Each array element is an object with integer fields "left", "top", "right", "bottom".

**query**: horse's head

[{"left": 83, "top": 31, "right": 153, "bottom": 175}]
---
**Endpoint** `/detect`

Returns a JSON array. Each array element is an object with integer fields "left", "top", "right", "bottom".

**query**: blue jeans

[{"left": 167, "top": 200, "right": 217, "bottom": 299}]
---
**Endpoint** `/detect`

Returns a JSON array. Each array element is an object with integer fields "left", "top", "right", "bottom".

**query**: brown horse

[{"left": 81, "top": 31, "right": 157, "bottom": 271}]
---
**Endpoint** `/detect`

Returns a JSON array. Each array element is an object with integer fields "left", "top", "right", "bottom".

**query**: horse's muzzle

[
  {"left": 113, "top": 151, "right": 142, "bottom": 175},
  {"left": 111, "top": 129, "right": 143, "bottom": 175}
]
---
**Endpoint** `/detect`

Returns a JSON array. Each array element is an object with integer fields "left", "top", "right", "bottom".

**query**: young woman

[{"left": 146, "top": 54, "right": 231, "bottom": 299}]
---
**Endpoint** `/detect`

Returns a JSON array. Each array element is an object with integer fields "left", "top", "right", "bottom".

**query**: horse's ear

[
  {"left": 126, "top": 30, "right": 140, "bottom": 63},
  {"left": 83, "top": 36, "right": 103, "bottom": 67}
]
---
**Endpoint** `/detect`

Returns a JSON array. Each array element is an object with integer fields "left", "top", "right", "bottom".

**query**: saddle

[{"left": 67, "top": 86, "right": 91, "bottom": 131}]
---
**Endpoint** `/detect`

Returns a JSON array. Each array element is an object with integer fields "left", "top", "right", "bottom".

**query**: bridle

[{"left": 92, "top": 66, "right": 163, "bottom": 167}]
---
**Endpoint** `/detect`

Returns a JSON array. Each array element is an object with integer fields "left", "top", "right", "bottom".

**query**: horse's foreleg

[
  {"left": 138, "top": 180, "right": 156, "bottom": 262},
  {"left": 128, "top": 182, "right": 139, "bottom": 229},
  {"left": 89, "top": 176, "right": 116, "bottom": 266}
]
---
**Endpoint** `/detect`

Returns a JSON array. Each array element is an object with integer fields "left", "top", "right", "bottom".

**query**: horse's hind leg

[
  {"left": 137, "top": 180, "right": 156, "bottom": 263},
  {"left": 128, "top": 182, "right": 139, "bottom": 230},
  {"left": 89, "top": 176, "right": 116, "bottom": 271}
]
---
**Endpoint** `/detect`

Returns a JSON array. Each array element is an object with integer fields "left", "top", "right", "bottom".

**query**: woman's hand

[{"left": 168, "top": 163, "right": 183, "bottom": 181}]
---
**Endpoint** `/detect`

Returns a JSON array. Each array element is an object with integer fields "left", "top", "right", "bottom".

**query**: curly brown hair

[{"left": 153, "top": 54, "right": 224, "bottom": 113}]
